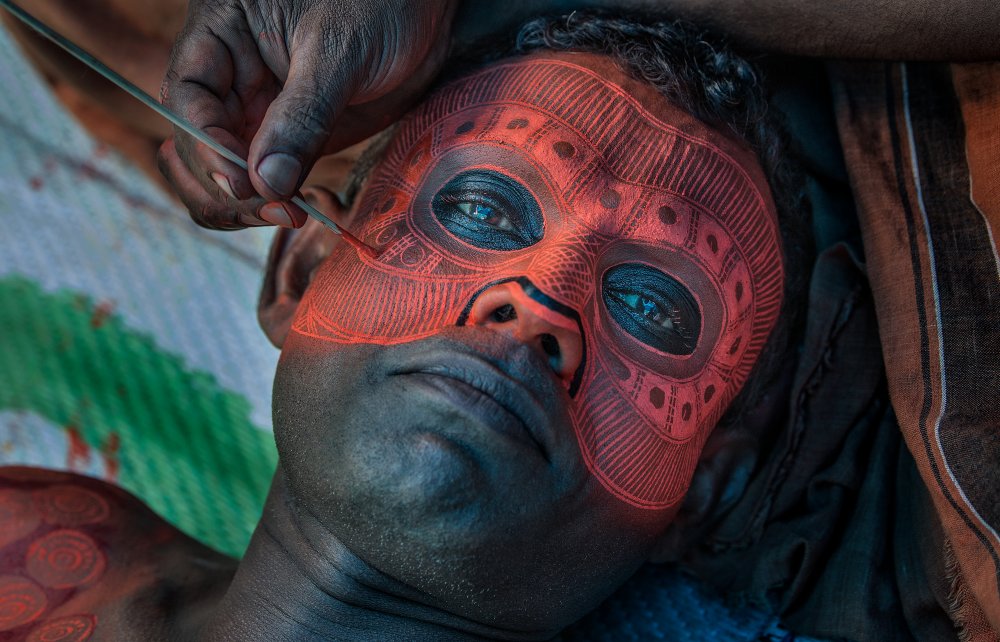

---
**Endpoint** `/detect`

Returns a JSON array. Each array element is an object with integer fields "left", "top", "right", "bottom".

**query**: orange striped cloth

[{"left": 831, "top": 61, "right": 1000, "bottom": 641}]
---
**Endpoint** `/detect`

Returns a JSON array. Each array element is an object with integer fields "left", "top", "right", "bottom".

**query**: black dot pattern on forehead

[
  {"left": 553, "top": 141, "right": 576, "bottom": 158},
  {"left": 600, "top": 190, "right": 621, "bottom": 209},
  {"left": 658, "top": 205, "right": 677, "bottom": 225},
  {"left": 456, "top": 121, "right": 475, "bottom": 135},
  {"left": 507, "top": 118, "right": 529, "bottom": 129}
]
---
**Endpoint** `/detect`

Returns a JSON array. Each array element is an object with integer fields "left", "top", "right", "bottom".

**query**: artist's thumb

[{"left": 246, "top": 37, "right": 355, "bottom": 201}]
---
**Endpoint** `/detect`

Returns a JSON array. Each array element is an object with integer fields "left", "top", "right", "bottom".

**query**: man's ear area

[{"left": 258, "top": 187, "right": 347, "bottom": 348}]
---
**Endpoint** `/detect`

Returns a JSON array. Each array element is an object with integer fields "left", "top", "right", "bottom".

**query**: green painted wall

[{"left": 0, "top": 277, "right": 276, "bottom": 557}]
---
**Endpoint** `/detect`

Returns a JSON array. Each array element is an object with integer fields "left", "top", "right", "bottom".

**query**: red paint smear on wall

[
  {"left": 90, "top": 301, "right": 116, "bottom": 329},
  {"left": 65, "top": 426, "right": 91, "bottom": 472},
  {"left": 100, "top": 434, "right": 121, "bottom": 482}
]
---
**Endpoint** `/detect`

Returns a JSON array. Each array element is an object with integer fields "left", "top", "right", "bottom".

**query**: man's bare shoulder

[{"left": 0, "top": 467, "right": 235, "bottom": 639}]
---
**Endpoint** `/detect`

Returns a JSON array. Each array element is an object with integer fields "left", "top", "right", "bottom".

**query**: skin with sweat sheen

[{"left": 272, "top": 52, "right": 784, "bottom": 628}]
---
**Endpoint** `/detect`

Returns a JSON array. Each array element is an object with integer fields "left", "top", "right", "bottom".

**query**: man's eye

[
  {"left": 603, "top": 263, "right": 701, "bottom": 355},
  {"left": 614, "top": 293, "right": 681, "bottom": 332},
  {"left": 452, "top": 201, "right": 516, "bottom": 232},
  {"left": 432, "top": 170, "right": 543, "bottom": 251}
]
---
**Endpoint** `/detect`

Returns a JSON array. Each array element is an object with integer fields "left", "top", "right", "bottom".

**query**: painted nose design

[{"left": 466, "top": 280, "right": 585, "bottom": 384}]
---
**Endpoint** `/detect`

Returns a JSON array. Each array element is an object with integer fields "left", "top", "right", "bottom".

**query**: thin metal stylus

[{"left": 0, "top": 0, "right": 377, "bottom": 255}]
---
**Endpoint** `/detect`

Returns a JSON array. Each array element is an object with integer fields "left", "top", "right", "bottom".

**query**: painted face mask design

[{"left": 293, "top": 59, "right": 784, "bottom": 509}]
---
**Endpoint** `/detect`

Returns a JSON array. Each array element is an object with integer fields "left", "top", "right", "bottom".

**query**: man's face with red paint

[{"left": 271, "top": 52, "right": 783, "bottom": 632}]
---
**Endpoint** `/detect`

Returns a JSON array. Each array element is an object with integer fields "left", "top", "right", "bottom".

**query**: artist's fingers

[
  {"left": 157, "top": 138, "right": 255, "bottom": 230},
  {"left": 246, "top": 14, "right": 357, "bottom": 201},
  {"left": 158, "top": 138, "right": 305, "bottom": 230},
  {"left": 161, "top": 6, "right": 258, "bottom": 203}
]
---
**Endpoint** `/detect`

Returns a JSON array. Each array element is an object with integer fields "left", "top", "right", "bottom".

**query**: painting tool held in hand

[{"left": 0, "top": 0, "right": 378, "bottom": 260}]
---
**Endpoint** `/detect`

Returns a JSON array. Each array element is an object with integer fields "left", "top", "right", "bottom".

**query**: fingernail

[
  {"left": 259, "top": 202, "right": 294, "bottom": 228},
  {"left": 211, "top": 172, "right": 236, "bottom": 199},
  {"left": 257, "top": 153, "right": 302, "bottom": 197}
]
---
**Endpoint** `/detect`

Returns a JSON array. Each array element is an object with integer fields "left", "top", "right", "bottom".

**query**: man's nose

[{"left": 466, "top": 281, "right": 584, "bottom": 383}]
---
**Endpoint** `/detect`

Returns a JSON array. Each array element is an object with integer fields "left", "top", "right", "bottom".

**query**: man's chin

[
  {"left": 273, "top": 338, "right": 534, "bottom": 535},
  {"left": 271, "top": 332, "right": 656, "bottom": 631},
  {"left": 274, "top": 331, "right": 567, "bottom": 507}
]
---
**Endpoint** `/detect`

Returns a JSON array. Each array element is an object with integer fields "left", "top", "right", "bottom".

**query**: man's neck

[{"left": 196, "top": 468, "right": 529, "bottom": 642}]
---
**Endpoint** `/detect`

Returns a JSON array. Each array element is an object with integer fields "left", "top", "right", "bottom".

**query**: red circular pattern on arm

[
  {"left": 26, "top": 530, "right": 106, "bottom": 589},
  {"left": 0, "top": 489, "right": 42, "bottom": 548},
  {"left": 32, "top": 486, "right": 111, "bottom": 527},
  {"left": 27, "top": 614, "right": 97, "bottom": 642},
  {"left": 0, "top": 574, "right": 48, "bottom": 632}
]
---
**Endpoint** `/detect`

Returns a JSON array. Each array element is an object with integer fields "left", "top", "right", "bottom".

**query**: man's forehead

[
  {"left": 376, "top": 54, "right": 776, "bottom": 263},
  {"left": 386, "top": 56, "right": 777, "bottom": 237}
]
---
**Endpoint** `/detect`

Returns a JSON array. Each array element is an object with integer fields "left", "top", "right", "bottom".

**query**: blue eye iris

[
  {"left": 470, "top": 204, "right": 493, "bottom": 221},
  {"left": 453, "top": 201, "right": 507, "bottom": 228}
]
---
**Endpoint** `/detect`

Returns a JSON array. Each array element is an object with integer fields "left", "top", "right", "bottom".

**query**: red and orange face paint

[{"left": 293, "top": 58, "right": 784, "bottom": 510}]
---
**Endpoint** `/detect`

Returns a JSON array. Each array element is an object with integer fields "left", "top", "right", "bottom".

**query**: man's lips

[{"left": 391, "top": 352, "right": 551, "bottom": 461}]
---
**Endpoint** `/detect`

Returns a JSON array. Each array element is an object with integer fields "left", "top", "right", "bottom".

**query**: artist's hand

[{"left": 157, "top": 0, "right": 457, "bottom": 230}]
